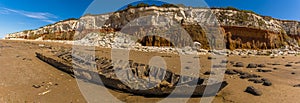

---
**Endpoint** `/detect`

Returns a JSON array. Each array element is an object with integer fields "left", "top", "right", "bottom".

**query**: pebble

[
  {"left": 38, "top": 44, "right": 45, "bottom": 47},
  {"left": 257, "top": 69, "right": 272, "bottom": 72},
  {"left": 32, "top": 85, "right": 41, "bottom": 88},
  {"left": 249, "top": 74, "right": 260, "bottom": 78},
  {"left": 247, "top": 63, "right": 257, "bottom": 68},
  {"left": 221, "top": 60, "right": 228, "bottom": 63},
  {"left": 240, "top": 73, "right": 260, "bottom": 79},
  {"left": 261, "top": 78, "right": 269, "bottom": 81},
  {"left": 248, "top": 79, "right": 263, "bottom": 83},
  {"left": 293, "top": 84, "right": 300, "bottom": 87},
  {"left": 263, "top": 81, "right": 272, "bottom": 86},
  {"left": 234, "top": 62, "right": 244, "bottom": 67},
  {"left": 212, "top": 65, "right": 226, "bottom": 68},
  {"left": 257, "top": 64, "right": 266, "bottom": 68},
  {"left": 204, "top": 71, "right": 215, "bottom": 75},
  {"left": 285, "top": 64, "right": 293, "bottom": 67},
  {"left": 208, "top": 56, "right": 216, "bottom": 60},
  {"left": 240, "top": 74, "right": 250, "bottom": 79},
  {"left": 38, "top": 90, "right": 51, "bottom": 96},
  {"left": 233, "top": 69, "right": 244, "bottom": 74},
  {"left": 225, "top": 69, "right": 238, "bottom": 75},
  {"left": 245, "top": 86, "right": 262, "bottom": 96},
  {"left": 272, "top": 63, "right": 281, "bottom": 65},
  {"left": 184, "top": 66, "right": 190, "bottom": 69}
]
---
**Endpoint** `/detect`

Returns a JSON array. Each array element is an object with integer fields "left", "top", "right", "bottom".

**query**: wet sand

[{"left": 0, "top": 40, "right": 85, "bottom": 103}]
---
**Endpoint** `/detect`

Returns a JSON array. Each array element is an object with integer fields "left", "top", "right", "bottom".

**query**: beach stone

[
  {"left": 272, "top": 63, "right": 281, "bottom": 65},
  {"left": 257, "top": 69, "right": 263, "bottom": 72},
  {"left": 250, "top": 74, "right": 261, "bottom": 78},
  {"left": 266, "top": 63, "right": 272, "bottom": 65},
  {"left": 240, "top": 74, "right": 250, "bottom": 79},
  {"left": 213, "top": 65, "right": 226, "bottom": 68},
  {"left": 257, "top": 69, "right": 272, "bottom": 72},
  {"left": 204, "top": 71, "right": 215, "bottom": 75},
  {"left": 208, "top": 56, "right": 216, "bottom": 60},
  {"left": 248, "top": 78, "right": 257, "bottom": 81},
  {"left": 184, "top": 66, "right": 190, "bottom": 69},
  {"left": 234, "top": 62, "right": 244, "bottom": 67},
  {"left": 225, "top": 69, "right": 238, "bottom": 75},
  {"left": 229, "top": 61, "right": 235, "bottom": 65},
  {"left": 247, "top": 63, "right": 257, "bottom": 68},
  {"left": 245, "top": 86, "right": 262, "bottom": 96},
  {"left": 273, "top": 68, "right": 279, "bottom": 70},
  {"left": 285, "top": 64, "right": 293, "bottom": 67},
  {"left": 38, "top": 44, "right": 45, "bottom": 47},
  {"left": 233, "top": 69, "right": 244, "bottom": 74},
  {"left": 262, "top": 70, "right": 272, "bottom": 72},
  {"left": 32, "top": 85, "right": 41, "bottom": 88},
  {"left": 221, "top": 60, "right": 228, "bottom": 63},
  {"left": 263, "top": 81, "right": 272, "bottom": 86},
  {"left": 257, "top": 64, "right": 266, "bottom": 68},
  {"left": 291, "top": 72, "right": 296, "bottom": 75},
  {"left": 248, "top": 78, "right": 263, "bottom": 84},
  {"left": 293, "top": 84, "right": 300, "bottom": 87},
  {"left": 261, "top": 78, "right": 269, "bottom": 81},
  {"left": 253, "top": 79, "right": 264, "bottom": 83}
]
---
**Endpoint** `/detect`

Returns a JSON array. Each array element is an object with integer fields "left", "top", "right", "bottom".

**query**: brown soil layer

[{"left": 223, "top": 26, "right": 285, "bottom": 50}]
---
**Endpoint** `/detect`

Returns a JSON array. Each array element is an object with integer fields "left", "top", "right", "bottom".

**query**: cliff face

[
  {"left": 281, "top": 21, "right": 300, "bottom": 35},
  {"left": 280, "top": 21, "right": 300, "bottom": 45},
  {"left": 223, "top": 26, "right": 285, "bottom": 49},
  {"left": 5, "top": 6, "right": 300, "bottom": 49},
  {"left": 6, "top": 19, "right": 78, "bottom": 40}
]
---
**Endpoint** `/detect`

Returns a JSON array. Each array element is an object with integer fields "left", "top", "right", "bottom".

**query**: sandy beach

[
  {"left": 0, "top": 40, "right": 85, "bottom": 102},
  {"left": 1, "top": 40, "right": 300, "bottom": 103}
]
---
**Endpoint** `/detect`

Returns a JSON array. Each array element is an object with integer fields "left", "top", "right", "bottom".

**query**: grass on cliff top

[{"left": 117, "top": 2, "right": 179, "bottom": 12}]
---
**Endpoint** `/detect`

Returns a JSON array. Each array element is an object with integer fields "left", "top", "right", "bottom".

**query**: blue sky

[{"left": 0, "top": 0, "right": 300, "bottom": 38}]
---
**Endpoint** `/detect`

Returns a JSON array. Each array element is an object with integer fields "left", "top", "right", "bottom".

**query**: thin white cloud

[
  {"left": 0, "top": 7, "right": 58, "bottom": 23},
  {"left": 0, "top": 9, "right": 9, "bottom": 14},
  {"left": 42, "top": 19, "right": 56, "bottom": 23}
]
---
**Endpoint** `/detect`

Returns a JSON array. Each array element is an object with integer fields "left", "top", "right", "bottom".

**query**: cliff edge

[{"left": 5, "top": 6, "right": 300, "bottom": 50}]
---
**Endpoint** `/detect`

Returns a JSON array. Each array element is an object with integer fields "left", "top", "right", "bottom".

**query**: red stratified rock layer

[{"left": 223, "top": 26, "right": 286, "bottom": 50}]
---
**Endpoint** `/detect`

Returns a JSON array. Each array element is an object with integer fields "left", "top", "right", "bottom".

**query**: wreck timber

[{"left": 35, "top": 52, "right": 228, "bottom": 97}]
